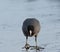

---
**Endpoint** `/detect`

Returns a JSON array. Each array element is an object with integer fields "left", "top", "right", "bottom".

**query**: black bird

[{"left": 22, "top": 18, "right": 40, "bottom": 50}]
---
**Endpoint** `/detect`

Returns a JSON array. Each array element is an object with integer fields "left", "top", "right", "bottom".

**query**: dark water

[{"left": 0, "top": 0, "right": 60, "bottom": 52}]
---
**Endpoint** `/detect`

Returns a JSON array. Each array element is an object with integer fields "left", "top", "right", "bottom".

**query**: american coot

[{"left": 22, "top": 18, "right": 40, "bottom": 50}]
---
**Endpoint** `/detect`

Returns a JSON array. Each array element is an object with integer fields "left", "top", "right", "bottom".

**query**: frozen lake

[{"left": 0, "top": 0, "right": 60, "bottom": 52}]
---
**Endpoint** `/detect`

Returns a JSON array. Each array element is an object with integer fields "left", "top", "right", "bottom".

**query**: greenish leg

[
  {"left": 26, "top": 36, "right": 28, "bottom": 44},
  {"left": 35, "top": 35, "right": 37, "bottom": 48}
]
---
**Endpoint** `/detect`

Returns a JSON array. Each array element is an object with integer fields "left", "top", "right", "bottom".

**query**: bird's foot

[
  {"left": 22, "top": 44, "right": 30, "bottom": 50},
  {"left": 30, "top": 46, "right": 44, "bottom": 51}
]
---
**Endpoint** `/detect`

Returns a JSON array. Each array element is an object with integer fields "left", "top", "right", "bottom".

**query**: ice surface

[{"left": 0, "top": 0, "right": 60, "bottom": 52}]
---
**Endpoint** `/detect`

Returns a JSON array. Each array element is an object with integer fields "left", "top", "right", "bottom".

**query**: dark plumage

[{"left": 22, "top": 18, "right": 40, "bottom": 49}]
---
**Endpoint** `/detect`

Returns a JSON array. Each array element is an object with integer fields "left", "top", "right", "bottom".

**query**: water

[{"left": 0, "top": 0, "right": 60, "bottom": 52}]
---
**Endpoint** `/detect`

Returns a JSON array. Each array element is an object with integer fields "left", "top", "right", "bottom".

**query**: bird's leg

[
  {"left": 25, "top": 36, "right": 30, "bottom": 50},
  {"left": 26, "top": 36, "right": 28, "bottom": 44},
  {"left": 35, "top": 35, "right": 40, "bottom": 51},
  {"left": 35, "top": 36, "right": 44, "bottom": 50},
  {"left": 35, "top": 35, "right": 37, "bottom": 48}
]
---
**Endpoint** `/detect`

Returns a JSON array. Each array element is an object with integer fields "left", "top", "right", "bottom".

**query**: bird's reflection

[
  {"left": 22, "top": 45, "right": 44, "bottom": 52},
  {"left": 22, "top": 50, "right": 39, "bottom": 52}
]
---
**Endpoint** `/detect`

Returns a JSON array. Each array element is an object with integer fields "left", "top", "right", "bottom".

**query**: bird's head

[
  {"left": 27, "top": 25, "right": 34, "bottom": 36},
  {"left": 29, "top": 30, "right": 32, "bottom": 36}
]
